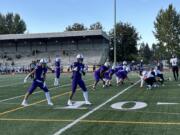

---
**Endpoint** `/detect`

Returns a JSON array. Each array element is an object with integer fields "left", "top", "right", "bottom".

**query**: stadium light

[{"left": 113, "top": 0, "right": 117, "bottom": 66}]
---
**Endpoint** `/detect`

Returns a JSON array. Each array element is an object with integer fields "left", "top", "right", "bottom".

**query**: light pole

[{"left": 113, "top": 0, "right": 117, "bottom": 66}]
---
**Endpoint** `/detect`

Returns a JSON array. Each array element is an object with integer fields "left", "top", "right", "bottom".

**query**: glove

[
  {"left": 24, "top": 76, "right": 28, "bottom": 83},
  {"left": 73, "top": 67, "right": 78, "bottom": 71}
]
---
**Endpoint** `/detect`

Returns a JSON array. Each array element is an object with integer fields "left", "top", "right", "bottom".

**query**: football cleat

[
  {"left": 85, "top": 101, "right": 92, "bottom": 105},
  {"left": 48, "top": 102, "right": 54, "bottom": 106},
  {"left": 21, "top": 100, "right": 28, "bottom": 107},
  {"left": 67, "top": 100, "right": 73, "bottom": 106}
]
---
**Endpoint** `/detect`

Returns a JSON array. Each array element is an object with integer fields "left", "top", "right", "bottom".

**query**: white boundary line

[
  {"left": 0, "top": 79, "right": 93, "bottom": 103},
  {"left": 53, "top": 80, "right": 140, "bottom": 135}
]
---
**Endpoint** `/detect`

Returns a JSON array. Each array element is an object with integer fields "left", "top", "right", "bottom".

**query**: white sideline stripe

[
  {"left": 0, "top": 79, "right": 93, "bottom": 103},
  {"left": 157, "top": 102, "right": 180, "bottom": 105},
  {"left": 53, "top": 80, "right": 140, "bottom": 135}
]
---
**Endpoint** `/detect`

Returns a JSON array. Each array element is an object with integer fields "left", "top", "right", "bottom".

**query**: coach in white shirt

[{"left": 170, "top": 55, "right": 179, "bottom": 81}]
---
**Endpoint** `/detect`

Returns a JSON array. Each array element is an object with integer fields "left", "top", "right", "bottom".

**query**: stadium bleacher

[{"left": 0, "top": 30, "right": 109, "bottom": 69}]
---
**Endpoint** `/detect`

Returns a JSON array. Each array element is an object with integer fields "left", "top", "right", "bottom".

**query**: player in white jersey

[
  {"left": 140, "top": 68, "right": 156, "bottom": 90},
  {"left": 154, "top": 66, "right": 164, "bottom": 85},
  {"left": 140, "top": 70, "right": 148, "bottom": 88},
  {"left": 170, "top": 55, "right": 179, "bottom": 81}
]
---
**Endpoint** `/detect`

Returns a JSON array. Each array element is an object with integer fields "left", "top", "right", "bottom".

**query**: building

[{"left": 0, "top": 30, "right": 110, "bottom": 66}]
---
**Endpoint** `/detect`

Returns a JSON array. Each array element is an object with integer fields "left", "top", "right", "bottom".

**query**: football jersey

[
  {"left": 95, "top": 65, "right": 109, "bottom": 75},
  {"left": 72, "top": 62, "right": 85, "bottom": 80},
  {"left": 55, "top": 61, "right": 61, "bottom": 68},
  {"left": 34, "top": 65, "right": 47, "bottom": 81},
  {"left": 154, "top": 69, "right": 162, "bottom": 76},
  {"left": 142, "top": 71, "right": 148, "bottom": 79},
  {"left": 147, "top": 71, "right": 155, "bottom": 78},
  {"left": 170, "top": 58, "right": 178, "bottom": 66}
]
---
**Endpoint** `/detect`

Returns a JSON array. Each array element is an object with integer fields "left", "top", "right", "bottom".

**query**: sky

[{"left": 0, "top": 0, "right": 179, "bottom": 45}]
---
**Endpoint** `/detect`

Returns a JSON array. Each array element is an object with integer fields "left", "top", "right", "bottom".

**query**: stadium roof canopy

[{"left": 0, "top": 30, "right": 109, "bottom": 41}]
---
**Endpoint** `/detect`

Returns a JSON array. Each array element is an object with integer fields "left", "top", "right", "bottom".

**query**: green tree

[
  {"left": 13, "top": 14, "right": 26, "bottom": 34},
  {"left": 154, "top": 4, "right": 180, "bottom": 56},
  {"left": 89, "top": 22, "right": 103, "bottom": 30},
  {"left": 0, "top": 13, "right": 6, "bottom": 34},
  {"left": 139, "top": 43, "right": 153, "bottom": 63},
  {"left": 109, "top": 22, "right": 140, "bottom": 62},
  {"left": 0, "top": 13, "right": 26, "bottom": 34},
  {"left": 65, "top": 23, "right": 87, "bottom": 31}
]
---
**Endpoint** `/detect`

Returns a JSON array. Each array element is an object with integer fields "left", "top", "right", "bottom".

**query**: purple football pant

[
  {"left": 72, "top": 79, "right": 87, "bottom": 93},
  {"left": 28, "top": 80, "right": 48, "bottom": 94},
  {"left": 94, "top": 72, "right": 100, "bottom": 82},
  {"left": 55, "top": 69, "right": 61, "bottom": 78}
]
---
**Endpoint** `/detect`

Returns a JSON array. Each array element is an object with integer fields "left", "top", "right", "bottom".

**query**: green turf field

[{"left": 0, "top": 72, "right": 180, "bottom": 135}]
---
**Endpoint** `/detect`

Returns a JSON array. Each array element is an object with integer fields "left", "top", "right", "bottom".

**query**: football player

[
  {"left": 140, "top": 69, "right": 148, "bottom": 88},
  {"left": 145, "top": 67, "right": 156, "bottom": 90},
  {"left": 116, "top": 66, "right": 131, "bottom": 86},
  {"left": 21, "top": 58, "right": 53, "bottom": 106},
  {"left": 93, "top": 62, "right": 110, "bottom": 89},
  {"left": 170, "top": 55, "right": 179, "bottom": 81},
  {"left": 54, "top": 57, "right": 61, "bottom": 86},
  {"left": 67, "top": 54, "right": 91, "bottom": 106},
  {"left": 103, "top": 65, "right": 116, "bottom": 87},
  {"left": 154, "top": 66, "right": 164, "bottom": 86}
]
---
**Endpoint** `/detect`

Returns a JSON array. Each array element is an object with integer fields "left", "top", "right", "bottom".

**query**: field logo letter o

[{"left": 111, "top": 101, "right": 147, "bottom": 110}]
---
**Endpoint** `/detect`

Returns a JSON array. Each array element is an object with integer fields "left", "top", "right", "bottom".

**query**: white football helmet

[
  {"left": 104, "top": 62, "right": 110, "bottom": 67},
  {"left": 40, "top": 58, "right": 47, "bottom": 64},
  {"left": 123, "top": 61, "right": 127, "bottom": 65},
  {"left": 112, "top": 65, "right": 116, "bottom": 70},
  {"left": 55, "top": 57, "right": 61, "bottom": 62},
  {"left": 76, "top": 54, "right": 84, "bottom": 59},
  {"left": 76, "top": 54, "right": 84, "bottom": 63}
]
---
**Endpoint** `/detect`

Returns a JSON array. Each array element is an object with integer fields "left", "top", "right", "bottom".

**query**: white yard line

[
  {"left": 53, "top": 80, "right": 140, "bottom": 135},
  {"left": 0, "top": 79, "right": 93, "bottom": 103},
  {"left": 0, "top": 82, "right": 25, "bottom": 88}
]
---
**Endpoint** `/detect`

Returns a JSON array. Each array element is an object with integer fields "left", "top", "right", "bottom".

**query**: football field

[{"left": 0, "top": 72, "right": 180, "bottom": 135}]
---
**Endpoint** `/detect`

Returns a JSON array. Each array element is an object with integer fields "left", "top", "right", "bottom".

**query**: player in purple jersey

[
  {"left": 54, "top": 57, "right": 61, "bottom": 86},
  {"left": 67, "top": 54, "right": 91, "bottom": 106},
  {"left": 103, "top": 66, "right": 116, "bottom": 87},
  {"left": 93, "top": 62, "right": 110, "bottom": 89},
  {"left": 116, "top": 66, "right": 131, "bottom": 86},
  {"left": 21, "top": 59, "right": 53, "bottom": 106}
]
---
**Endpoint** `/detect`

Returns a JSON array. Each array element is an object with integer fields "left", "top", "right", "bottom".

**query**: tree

[
  {"left": 89, "top": 22, "right": 103, "bottom": 30},
  {"left": 139, "top": 43, "right": 153, "bottom": 63},
  {"left": 0, "top": 14, "right": 6, "bottom": 34},
  {"left": 0, "top": 13, "right": 26, "bottom": 34},
  {"left": 65, "top": 23, "right": 87, "bottom": 31},
  {"left": 154, "top": 4, "right": 180, "bottom": 56},
  {"left": 109, "top": 22, "right": 140, "bottom": 62}
]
